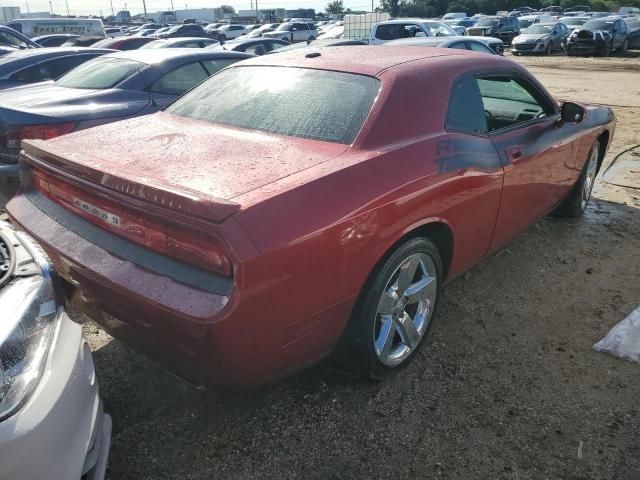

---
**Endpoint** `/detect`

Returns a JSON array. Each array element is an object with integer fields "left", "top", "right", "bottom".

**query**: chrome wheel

[
  {"left": 581, "top": 146, "right": 599, "bottom": 210},
  {"left": 373, "top": 253, "right": 437, "bottom": 367}
]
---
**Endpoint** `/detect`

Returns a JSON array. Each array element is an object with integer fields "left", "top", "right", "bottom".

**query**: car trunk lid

[{"left": 22, "top": 111, "right": 349, "bottom": 223}]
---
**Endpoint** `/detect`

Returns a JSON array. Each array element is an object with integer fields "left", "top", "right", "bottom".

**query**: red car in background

[{"left": 7, "top": 47, "right": 615, "bottom": 387}]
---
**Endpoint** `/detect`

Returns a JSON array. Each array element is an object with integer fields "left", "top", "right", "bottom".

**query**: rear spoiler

[{"left": 21, "top": 140, "right": 241, "bottom": 223}]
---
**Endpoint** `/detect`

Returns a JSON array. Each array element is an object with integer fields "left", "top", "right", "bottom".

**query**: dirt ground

[{"left": 79, "top": 53, "right": 640, "bottom": 480}]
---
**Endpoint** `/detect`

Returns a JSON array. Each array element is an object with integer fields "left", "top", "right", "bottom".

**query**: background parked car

[
  {"left": 91, "top": 36, "right": 157, "bottom": 50},
  {"left": 31, "top": 34, "right": 80, "bottom": 47},
  {"left": 512, "top": 22, "right": 570, "bottom": 54},
  {"left": 142, "top": 37, "right": 220, "bottom": 49},
  {"left": 208, "top": 38, "right": 289, "bottom": 55},
  {"left": 126, "top": 23, "right": 166, "bottom": 36},
  {"left": 317, "top": 25, "right": 345, "bottom": 39},
  {"left": 395, "top": 35, "right": 504, "bottom": 53},
  {"left": 262, "top": 22, "right": 318, "bottom": 42},
  {"left": 105, "top": 27, "right": 125, "bottom": 37},
  {"left": 567, "top": 17, "right": 630, "bottom": 55},
  {"left": 467, "top": 15, "right": 521, "bottom": 44},
  {"left": 0, "top": 47, "right": 113, "bottom": 91},
  {"left": 0, "top": 49, "right": 252, "bottom": 201},
  {"left": 369, "top": 19, "right": 458, "bottom": 44},
  {"left": 157, "top": 24, "right": 207, "bottom": 39},
  {"left": 212, "top": 24, "right": 249, "bottom": 41},
  {"left": 0, "top": 221, "right": 111, "bottom": 480},
  {"left": 60, "top": 36, "right": 106, "bottom": 47},
  {"left": 243, "top": 23, "right": 280, "bottom": 38}
]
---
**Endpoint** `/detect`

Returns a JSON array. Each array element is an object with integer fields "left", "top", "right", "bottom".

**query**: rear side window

[
  {"left": 10, "top": 55, "right": 98, "bottom": 83},
  {"left": 56, "top": 57, "right": 144, "bottom": 89},
  {"left": 200, "top": 58, "right": 237, "bottom": 75},
  {"left": 150, "top": 62, "right": 208, "bottom": 95},
  {"left": 166, "top": 66, "right": 380, "bottom": 144},
  {"left": 446, "top": 75, "right": 487, "bottom": 134}
]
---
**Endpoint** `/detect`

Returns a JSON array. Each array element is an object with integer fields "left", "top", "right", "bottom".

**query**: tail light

[
  {"left": 6, "top": 122, "right": 76, "bottom": 149},
  {"left": 31, "top": 168, "right": 233, "bottom": 276}
]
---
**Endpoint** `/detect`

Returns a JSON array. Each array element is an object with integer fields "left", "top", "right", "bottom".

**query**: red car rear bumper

[{"left": 7, "top": 191, "right": 347, "bottom": 388}]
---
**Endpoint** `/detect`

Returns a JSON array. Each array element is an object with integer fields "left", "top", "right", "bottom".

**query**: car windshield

[
  {"left": 56, "top": 57, "right": 144, "bottom": 89},
  {"left": 166, "top": 66, "right": 380, "bottom": 144},
  {"left": 583, "top": 19, "right": 614, "bottom": 30},
  {"left": 423, "top": 22, "right": 457, "bottom": 36},
  {"left": 476, "top": 17, "right": 500, "bottom": 26},
  {"left": 519, "top": 19, "right": 535, "bottom": 28},
  {"left": 524, "top": 24, "right": 554, "bottom": 33}
]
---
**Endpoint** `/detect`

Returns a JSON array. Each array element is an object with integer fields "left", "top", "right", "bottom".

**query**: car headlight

[{"left": 0, "top": 224, "right": 60, "bottom": 421}]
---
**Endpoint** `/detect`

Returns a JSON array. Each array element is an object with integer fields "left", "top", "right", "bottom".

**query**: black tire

[
  {"left": 546, "top": 41, "right": 553, "bottom": 55},
  {"left": 600, "top": 42, "right": 612, "bottom": 56},
  {"left": 554, "top": 140, "right": 600, "bottom": 217},
  {"left": 218, "top": 34, "right": 226, "bottom": 41},
  {"left": 308, "top": 36, "right": 315, "bottom": 41},
  {"left": 340, "top": 237, "right": 443, "bottom": 380}
]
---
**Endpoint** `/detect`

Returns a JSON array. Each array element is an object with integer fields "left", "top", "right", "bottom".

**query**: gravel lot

[{"left": 80, "top": 52, "right": 640, "bottom": 480}]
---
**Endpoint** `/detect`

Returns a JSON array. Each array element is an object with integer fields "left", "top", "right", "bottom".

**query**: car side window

[
  {"left": 10, "top": 55, "right": 97, "bottom": 83},
  {"left": 468, "top": 41, "right": 493, "bottom": 53},
  {"left": 269, "top": 41, "right": 285, "bottom": 50},
  {"left": 449, "top": 41, "right": 467, "bottom": 49},
  {"left": 445, "top": 74, "right": 488, "bottom": 134},
  {"left": 244, "top": 44, "right": 267, "bottom": 55},
  {"left": 200, "top": 58, "right": 237, "bottom": 76},
  {"left": 150, "top": 62, "right": 209, "bottom": 96},
  {"left": 181, "top": 41, "right": 201, "bottom": 48},
  {"left": 476, "top": 75, "right": 555, "bottom": 132}
]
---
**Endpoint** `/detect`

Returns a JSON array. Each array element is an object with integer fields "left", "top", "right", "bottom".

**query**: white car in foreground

[{"left": 0, "top": 221, "right": 111, "bottom": 480}]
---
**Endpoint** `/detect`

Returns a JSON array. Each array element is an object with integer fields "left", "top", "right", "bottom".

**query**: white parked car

[
  {"left": 0, "top": 221, "right": 111, "bottom": 480},
  {"left": 369, "top": 18, "right": 459, "bottom": 44},
  {"left": 387, "top": 35, "right": 504, "bottom": 54},
  {"left": 317, "top": 25, "right": 344, "bottom": 39},
  {"left": 262, "top": 22, "right": 318, "bottom": 42},
  {"left": 215, "top": 24, "right": 249, "bottom": 41}
]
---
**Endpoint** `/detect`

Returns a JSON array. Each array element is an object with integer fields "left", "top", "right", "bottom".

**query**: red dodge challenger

[{"left": 7, "top": 47, "right": 615, "bottom": 387}]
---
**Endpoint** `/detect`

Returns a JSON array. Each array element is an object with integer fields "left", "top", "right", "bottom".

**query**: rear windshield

[
  {"left": 56, "top": 57, "right": 144, "bottom": 89},
  {"left": 166, "top": 66, "right": 380, "bottom": 144}
]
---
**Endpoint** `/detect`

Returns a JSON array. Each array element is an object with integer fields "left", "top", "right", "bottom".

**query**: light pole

[
  {"left": 110, "top": 0, "right": 115, "bottom": 17},
  {"left": 49, "top": 0, "right": 53, "bottom": 14},
  {"left": 65, "top": 0, "right": 70, "bottom": 16},
  {"left": 142, "top": 0, "right": 148, "bottom": 20}
]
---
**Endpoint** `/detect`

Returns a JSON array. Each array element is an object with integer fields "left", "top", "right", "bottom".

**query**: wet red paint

[{"left": 7, "top": 47, "right": 616, "bottom": 387}]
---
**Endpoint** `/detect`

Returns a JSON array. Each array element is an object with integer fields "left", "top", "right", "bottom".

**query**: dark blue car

[{"left": 0, "top": 49, "right": 252, "bottom": 205}]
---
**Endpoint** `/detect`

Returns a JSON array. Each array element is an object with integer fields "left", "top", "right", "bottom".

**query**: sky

[{"left": 2, "top": 0, "right": 377, "bottom": 17}]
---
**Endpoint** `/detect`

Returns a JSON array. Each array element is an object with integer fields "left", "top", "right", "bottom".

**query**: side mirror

[
  {"left": 561, "top": 101, "right": 585, "bottom": 123},
  {"left": 415, "top": 31, "right": 427, "bottom": 37}
]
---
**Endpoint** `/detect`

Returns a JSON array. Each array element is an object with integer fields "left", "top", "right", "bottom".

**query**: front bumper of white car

[
  {"left": 0, "top": 311, "right": 112, "bottom": 480},
  {"left": 0, "top": 222, "right": 111, "bottom": 480}
]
